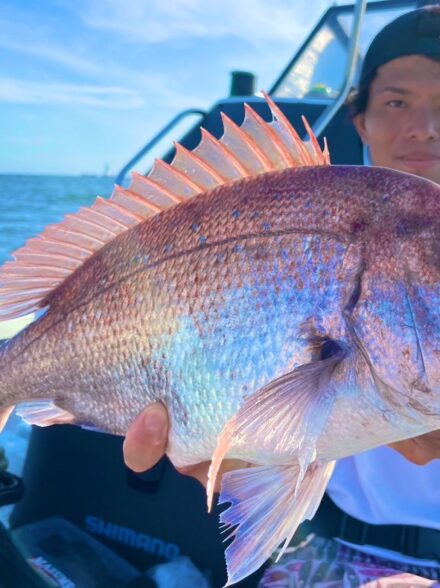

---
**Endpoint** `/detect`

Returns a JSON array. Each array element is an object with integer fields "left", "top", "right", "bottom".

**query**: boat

[{"left": 0, "top": 1, "right": 430, "bottom": 586}]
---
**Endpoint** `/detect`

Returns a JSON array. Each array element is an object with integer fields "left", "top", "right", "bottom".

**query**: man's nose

[{"left": 406, "top": 105, "right": 440, "bottom": 141}]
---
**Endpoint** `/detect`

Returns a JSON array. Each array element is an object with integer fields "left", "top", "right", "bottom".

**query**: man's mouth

[{"left": 398, "top": 154, "right": 440, "bottom": 170}]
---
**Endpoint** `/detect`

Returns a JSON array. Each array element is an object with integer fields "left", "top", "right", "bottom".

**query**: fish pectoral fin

[
  {"left": 218, "top": 460, "right": 335, "bottom": 587},
  {"left": 207, "top": 349, "right": 346, "bottom": 510},
  {"left": 16, "top": 401, "right": 76, "bottom": 427}
]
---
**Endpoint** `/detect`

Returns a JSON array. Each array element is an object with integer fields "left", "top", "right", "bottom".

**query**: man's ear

[{"left": 353, "top": 113, "right": 368, "bottom": 145}]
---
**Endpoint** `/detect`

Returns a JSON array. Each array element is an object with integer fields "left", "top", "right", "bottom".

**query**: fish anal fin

[
  {"left": 0, "top": 94, "right": 329, "bottom": 322},
  {"left": 208, "top": 350, "right": 345, "bottom": 511},
  {"left": 218, "top": 460, "right": 335, "bottom": 586},
  {"left": 16, "top": 401, "right": 76, "bottom": 427}
]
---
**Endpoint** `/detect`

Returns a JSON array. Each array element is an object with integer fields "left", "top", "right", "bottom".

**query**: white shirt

[{"left": 327, "top": 446, "right": 440, "bottom": 565}]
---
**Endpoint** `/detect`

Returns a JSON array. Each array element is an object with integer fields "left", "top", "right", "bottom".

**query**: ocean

[{"left": 0, "top": 174, "right": 117, "bottom": 265}]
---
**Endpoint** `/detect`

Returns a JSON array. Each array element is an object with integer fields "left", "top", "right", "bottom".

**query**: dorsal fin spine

[
  {"left": 112, "top": 186, "right": 161, "bottom": 217},
  {"left": 200, "top": 128, "right": 250, "bottom": 177},
  {"left": 42, "top": 226, "right": 106, "bottom": 247},
  {"left": 25, "top": 237, "right": 92, "bottom": 257},
  {"left": 123, "top": 187, "right": 166, "bottom": 212},
  {"left": 220, "top": 112, "right": 274, "bottom": 172},
  {"left": 64, "top": 213, "right": 118, "bottom": 237},
  {"left": 323, "top": 137, "right": 330, "bottom": 164},
  {"left": 14, "top": 252, "right": 79, "bottom": 267},
  {"left": 80, "top": 206, "right": 128, "bottom": 231},
  {"left": 131, "top": 173, "right": 184, "bottom": 204},
  {"left": 173, "top": 142, "right": 225, "bottom": 183},
  {"left": 263, "top": 92, "right": 313, "bottom": 166},
  {"left": 243, "top": 103, "right": 292, "bottom": 166},
  {"left": 301, "top": 115, "right": 330, "bottom": 165},
  {"left": 103, "top": 198, "right": 145, "bottom": 222},
  {"left": 153, "top": 158, "right": 205, "bottom": 192}
]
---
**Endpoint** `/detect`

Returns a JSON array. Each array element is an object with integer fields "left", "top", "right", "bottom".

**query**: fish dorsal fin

[{"left": 0, "top": 95, "right": 329, "bottom": 321}]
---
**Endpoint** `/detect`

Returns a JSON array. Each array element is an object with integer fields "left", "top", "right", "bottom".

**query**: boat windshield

[{"left": 271, "top": 0, "right": 420, "bottom": 101}]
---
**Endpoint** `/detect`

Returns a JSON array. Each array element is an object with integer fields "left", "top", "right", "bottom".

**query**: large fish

[{"left": 0, "top": 95, "right": 439, "bottom": 585}]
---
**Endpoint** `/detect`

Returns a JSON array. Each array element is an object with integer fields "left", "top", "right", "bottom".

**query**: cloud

[
  {"left": 0, "top": 79, "right": 144, "bottom": 109},
  {"left": 79, "top": 0, "right": 332, "bottom": 45},
  {"left": 0, "top": 37, "right": 101, "bottom": 76}
]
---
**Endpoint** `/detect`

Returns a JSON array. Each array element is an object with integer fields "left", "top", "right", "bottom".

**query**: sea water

[
  {"left": 0, "top": 174, "right": 116, "bottom": 264},
  {"left": 0, "top": 174, "right": 116, "bottom": 524}
]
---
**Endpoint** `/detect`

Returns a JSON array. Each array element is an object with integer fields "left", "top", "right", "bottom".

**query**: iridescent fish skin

[
  {"left": 1, "top": 165, "right": 438, "bottom": 460},
  {"left": 0, "top": 102, "right": 439, "bottom": 586}
]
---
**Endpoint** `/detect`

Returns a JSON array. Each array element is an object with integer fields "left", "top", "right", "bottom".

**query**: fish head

[{"left": 351, "top": 169, "right": 440, "bottom": 423}]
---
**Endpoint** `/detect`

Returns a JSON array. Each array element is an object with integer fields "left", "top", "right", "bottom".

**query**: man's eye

[{"left": 386, "top": 99, "right": 405, "bottom": 108}]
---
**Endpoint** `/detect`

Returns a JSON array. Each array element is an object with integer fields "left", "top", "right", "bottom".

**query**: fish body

[{"left": 0, "top": 99, "right": 439, "bottom": 585}]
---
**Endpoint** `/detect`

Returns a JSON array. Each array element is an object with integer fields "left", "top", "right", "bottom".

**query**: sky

[{"left": 0, "top": 0, "right": 338, "bottom": 176}]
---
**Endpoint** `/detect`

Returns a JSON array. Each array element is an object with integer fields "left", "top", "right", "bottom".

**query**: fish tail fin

[{"left": 219, "top": 460, "right": 335, "bottom": 586}]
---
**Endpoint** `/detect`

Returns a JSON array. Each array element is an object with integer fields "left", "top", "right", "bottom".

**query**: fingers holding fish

[
  {"left": 123, "top": 402, "right": 169, "bottom": 472},
  {"left": 123, "top": 402, "right": 252, "bottom": 491},
  {"left": 388, "top": 429, "right": 440, "bottom": 465}
]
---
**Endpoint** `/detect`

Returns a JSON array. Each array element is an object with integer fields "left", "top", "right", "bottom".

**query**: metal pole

[{"left": 311, "top": 0, "right": 367, "bottom": 138}]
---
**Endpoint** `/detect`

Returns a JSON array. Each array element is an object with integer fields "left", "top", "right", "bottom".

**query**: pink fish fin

[
  {"left": 207, "top": 351, "right": 345, "bottom": 512},
  {"left": 218, "top": 460, "right": 335, "bottom": 586},
  {"left": 0, "top": 406, "right": 15, "bottom": 433},
  {"left": 172, "top": 142, "right": 226, "bottom": 190},
  {"left": 263, "top": 91, "right": 329, "bottom": 167},
  {"left": 301, "top": 115, "right": 331, "bottom": 165},
  {"left": 147, "top": 158, "right": 203, "bottom": 199},
  {"left": 240, "top": 103, "right": 294, "bottom": 169},
  {"left": 16, "top": 401, "right": 76, "bottom": 426},
  {"left": 219, "top": 112, "right": 274, "bottom": 174},
  {"left": 192, "top": 128, "right": 250, "bottom": 181}
]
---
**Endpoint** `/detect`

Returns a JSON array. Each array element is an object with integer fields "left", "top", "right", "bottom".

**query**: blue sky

[{"left": 1, "top": 0, "right": 335, "bottom": 176}]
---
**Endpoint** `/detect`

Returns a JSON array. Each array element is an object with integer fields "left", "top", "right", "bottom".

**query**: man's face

[{"left": 354, "top": 55, "right": 440, "bottom": 184}]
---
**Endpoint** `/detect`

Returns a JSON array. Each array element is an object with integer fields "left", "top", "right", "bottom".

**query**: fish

[{"left": 0, "top": 93, "right": 439, "bottom": 586}]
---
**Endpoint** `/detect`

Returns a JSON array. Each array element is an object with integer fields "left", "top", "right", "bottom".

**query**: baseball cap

[{"left": 360, "top": 7, "right": 440, "bottom": 84}]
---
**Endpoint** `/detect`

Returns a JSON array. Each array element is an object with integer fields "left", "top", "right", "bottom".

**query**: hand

[
  {"left": 389, "top": 429, "right": 440, "bottom": 465},
  {"left": 123, "top": 403, "right": 250, "bottom": 491}
]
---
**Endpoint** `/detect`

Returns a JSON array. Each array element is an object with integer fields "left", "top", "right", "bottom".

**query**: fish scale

[{"left": 0, "top": 98, "right": 439, "bottom": 585}]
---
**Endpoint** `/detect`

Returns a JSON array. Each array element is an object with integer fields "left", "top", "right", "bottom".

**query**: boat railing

[{"left": 114, "top": 108, "right": 206, "bottom": 186}]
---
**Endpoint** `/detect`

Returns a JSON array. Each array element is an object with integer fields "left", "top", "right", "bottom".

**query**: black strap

[{"left": 294, "top": 494, "right": 440, "bottom": 561}]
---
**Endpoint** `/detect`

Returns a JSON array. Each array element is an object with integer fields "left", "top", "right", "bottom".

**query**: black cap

[{"left": 360, "top": 7, "right": 440, "bottom": 84}]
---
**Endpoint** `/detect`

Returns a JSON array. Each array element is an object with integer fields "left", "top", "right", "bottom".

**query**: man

[{"left": 124, "top": 6, "right": 440, "bottom": 584}]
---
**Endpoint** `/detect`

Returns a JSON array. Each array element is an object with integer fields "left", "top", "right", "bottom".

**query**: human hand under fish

[
  {"left": 123, "top": 403, "right": 440, "bottom": 480},
  {"left": 123, "top": 402, "right": 251, "bottom": 490},
  {"left": 0, "top": 94, "right": 439, "bottom": 586}
]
